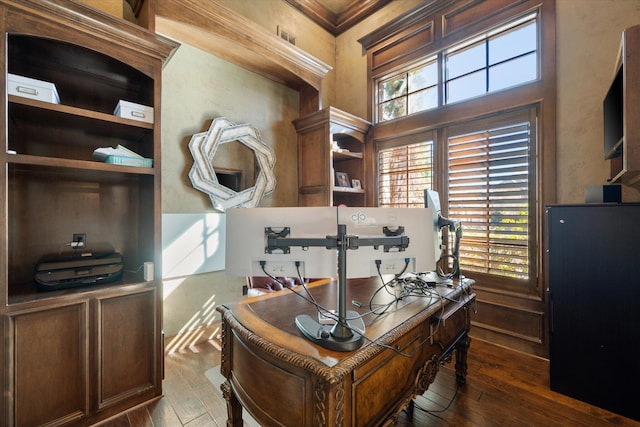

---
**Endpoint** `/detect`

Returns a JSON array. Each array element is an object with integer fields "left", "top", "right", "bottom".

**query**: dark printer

[{"left": 35, "top": 245, "right": 123, "bottom": 291}]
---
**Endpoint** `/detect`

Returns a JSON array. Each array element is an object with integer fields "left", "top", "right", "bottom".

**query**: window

[
  {"left": 362, "top": 0, "right": 554, "bottom": 355},
  {"left": 376, "top": 110, "right": 536, "bottom": 281},
  {"left": 445, "top": 15, "right": 538, "bottom": 104},
  {"left": 378, "top": 141, "right": 434, "bottom": 207},
  {"left": 375, "top": 13, "right": 538, "bottom": 122},
  {"left": 373, "top": 10, "right": 544, "bottom": 289},
  {"left": 377, "top": 59, "right": 438, "bottom": 122},
  {"left": 446, "top": 110, "right": 535, "bottom": 279}
]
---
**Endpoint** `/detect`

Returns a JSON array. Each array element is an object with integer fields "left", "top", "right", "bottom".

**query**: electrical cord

[
  {"left": 409, "top": 381, "right": 460, "bottom": 417},
  {"left": 260, "top": 262, "right": 363, "bottom": 324},
  {"left": 374, "top": 258, "right": 411, "bottom": 286},
  {"left": 436, "top": 219, "right": 462, "bottom": 279},
  {"left": 124, "top": 263, "right": 145, "bottom": 275},
  {"left": 259, "top": 260, "right": 469, "bottom": 358}
]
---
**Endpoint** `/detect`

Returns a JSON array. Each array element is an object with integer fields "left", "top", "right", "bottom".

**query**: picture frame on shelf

[
  {"left": 335, "top": 171, "right": 350, "bottom": 187},
  {"left": 351, "top": 179, "right": 361, "bottom": 190}
]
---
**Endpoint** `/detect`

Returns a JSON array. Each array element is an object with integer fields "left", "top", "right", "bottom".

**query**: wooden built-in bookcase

[
  {"left": 294, "top": 107, "right": 371, "bottom": 207},
  {"left": 0, "top": 1, "right": 177, "bottom": 425}
]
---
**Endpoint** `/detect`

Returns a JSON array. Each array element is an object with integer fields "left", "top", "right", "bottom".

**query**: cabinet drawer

[{"left": 431, "top": 295, "right": 474, "bottom": 351}]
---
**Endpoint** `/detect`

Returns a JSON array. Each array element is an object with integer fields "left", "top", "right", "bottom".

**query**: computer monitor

[
  {"left": 338, "top": 207, "right": 436, "bottom": 278},
  {"left": 225, "top": 207, "right": 338, "bottom": 279},
  {"left": 424, "top": 189, "right": 444, "bottom": 268},
  {"left": 225, "top": 205, "right": 442, "bottom": 351}
]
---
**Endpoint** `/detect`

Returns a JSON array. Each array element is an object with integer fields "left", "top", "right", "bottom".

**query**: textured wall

[
  {"left": 159, "top": 1, "right": 336, "bottom": 339},
  {"left": 334, "top": 0, "right": 423, "bottom": 119},
  {"left": 217, "top": 0, "right": 337, "bottom": 108},
  {"left": 160, "top": 43, "right": 300, "bottom": 337},
  {"left": 161, "top": 43, "right": 300, "bottom": 212},
  {"left": 556, "top": 0, "right": 640, "bottom": 203}
]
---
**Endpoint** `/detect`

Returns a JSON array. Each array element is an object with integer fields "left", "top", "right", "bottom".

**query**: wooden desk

[{"left": 217, "top": 277, "right": 475, "bottom": 426}]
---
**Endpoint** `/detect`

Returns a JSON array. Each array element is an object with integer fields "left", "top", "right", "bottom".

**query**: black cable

[
  {"left": 410, "top": 381, "right": 460, "bottom": 415},
  {"left": 295, "top": 261, "right": 320, "bottom": 306},
  {"left": 260, "top": 261, "right": 463, "bottom": 358},
  {"left": 261, "top": 262, "right": 370, "bottom": 324}
]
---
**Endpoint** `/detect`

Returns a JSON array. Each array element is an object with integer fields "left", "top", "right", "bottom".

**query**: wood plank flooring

[{"left": 100, "top": 334, "right": 640, "bottom": 426}]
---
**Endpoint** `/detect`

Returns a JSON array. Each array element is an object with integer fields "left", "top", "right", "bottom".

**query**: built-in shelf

[
  {"left": 294, "top": 107, "right": 371, "bottom": 207},
  {"left": 10, "top": 95, "right": 154, "bottom": 129},
  {"left": 1, "top": 1, "right": 178, "bottom": 425},
  {"left": 333, "top": 150, "right": 364, "bottom": 160},
  {"left": 333, "top": 186, "right": 365, "bottom": 194}
]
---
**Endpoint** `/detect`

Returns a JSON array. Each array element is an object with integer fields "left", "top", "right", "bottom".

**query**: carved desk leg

[
  {"left": 221, "top": 380, "right": 243, "bottom": 427},
  {"left": 454, "top": 334, "right": 471, "bottom": 384},
  {"left": 218, "top": 311, "right": 242, "bottom": 427},
  {"left": 406, "top": 354, "right": 440, "bottom": 421}
]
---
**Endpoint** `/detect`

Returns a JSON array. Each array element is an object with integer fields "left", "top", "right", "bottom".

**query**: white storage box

[
  {"left": 7, "top": 73, "right": 60, "bottom": 104},
  {"left": 114, "top": 100, "right": 154, "bottom": 124}
]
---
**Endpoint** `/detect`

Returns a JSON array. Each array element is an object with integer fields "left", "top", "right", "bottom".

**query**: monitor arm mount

[
  {"left": 436, "top": 215, "right": 462, "bottom": 278},
  {"left": 265, "top": 224, "right": 409, "bottom": 352}
]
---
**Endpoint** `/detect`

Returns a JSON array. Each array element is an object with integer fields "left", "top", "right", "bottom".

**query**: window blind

[
  {"left": 447, "top": 120, "right": 531, "bottom": 279},
  {"left": 378, "top": 141, "right": 433, "bottom": 207}
]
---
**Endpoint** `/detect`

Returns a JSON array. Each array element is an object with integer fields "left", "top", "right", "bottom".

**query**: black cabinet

[{"left": 546, "top": 204, "right": 640, "bottom": 421}]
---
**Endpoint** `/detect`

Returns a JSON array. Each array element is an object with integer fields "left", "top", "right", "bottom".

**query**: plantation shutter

[
  {"left": 378, "top": 141, "right": 434, "bottom": 207},
  {"left": 447, "top": 112, "right": 533, "bottom": 279}
]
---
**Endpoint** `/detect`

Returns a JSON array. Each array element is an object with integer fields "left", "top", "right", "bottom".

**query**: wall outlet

[{"left": 72, "top": 233, "right": 86, "bottom": 249}]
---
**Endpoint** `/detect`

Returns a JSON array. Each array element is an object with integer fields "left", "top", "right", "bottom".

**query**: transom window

[
  {"left": 377, "top": 59, "right": 437, "bottom": 122},
  {"left": 375, "top": 13, "right": 538, "bottom": 123},
  {"left": 445, "top": 14, "right": 538, "bottom": 104}
]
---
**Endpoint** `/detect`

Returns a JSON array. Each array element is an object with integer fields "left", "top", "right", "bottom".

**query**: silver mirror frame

[{"left": 188, "top": 117, "right": 276, "bottom": 211}]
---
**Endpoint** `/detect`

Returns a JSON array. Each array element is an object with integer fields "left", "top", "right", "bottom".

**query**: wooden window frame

[{"left": 360, "top": 0, "right": 556, "bottom": 297}]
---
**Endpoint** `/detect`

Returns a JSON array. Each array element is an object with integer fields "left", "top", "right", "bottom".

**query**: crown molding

[
  {"left": 155, "top": 0, "right": 331, "bottom": 91},
  {"left": 284, "top": 0, "right": 391, "bottom": 35}
]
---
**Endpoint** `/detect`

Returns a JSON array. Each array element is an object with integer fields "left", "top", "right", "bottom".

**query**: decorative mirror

[{"left": 188, "top": 117, "right": 276, "bottom": 211}]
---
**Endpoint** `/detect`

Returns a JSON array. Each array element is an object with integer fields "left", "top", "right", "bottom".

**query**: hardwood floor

[{"left": 100, "top": 333, "right": 640, "bottom": 426}]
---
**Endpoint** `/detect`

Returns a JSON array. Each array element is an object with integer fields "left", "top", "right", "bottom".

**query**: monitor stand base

[{"left": 295, "top": 311, "right": 365, "bottom": 352}]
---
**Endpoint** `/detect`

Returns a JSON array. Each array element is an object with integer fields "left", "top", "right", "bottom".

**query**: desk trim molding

[
  {"left": 220, "top": 282, "right": 474, "bottom": 380},
  {"left": 217, "top": 279, "right": 475, "bottom": 426}
]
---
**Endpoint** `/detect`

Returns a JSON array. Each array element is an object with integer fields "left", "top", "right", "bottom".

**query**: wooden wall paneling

[
  {"left": 359, "top": 0, "right": 556, "bottom": 357},
  {"left": 299, "top": 83, "right": 322, "bottom": 116},
  {"left": 470, "top": 300, "right": 545, "bottom": 355},
  {"left": 370, "top": 21, "right": 434, "bottom": 75},
  {"left": 441, "top": 0, "right": 530, "bottom": 39}
]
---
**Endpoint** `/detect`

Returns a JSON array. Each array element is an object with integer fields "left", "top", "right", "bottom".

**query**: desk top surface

[{"left": 219, "top": 276, "right": 474, "bottom": 370}]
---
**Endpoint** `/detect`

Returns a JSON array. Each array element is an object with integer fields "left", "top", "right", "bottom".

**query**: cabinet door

[
  {"left": 96, "top": 288, "right": 159, "bottom": 409},
  {"left": 547, "top": 204, "right": 640, "bottom": 421},
  {"left": 10, "top": 303, "right": 89, "bottom": 426}
]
